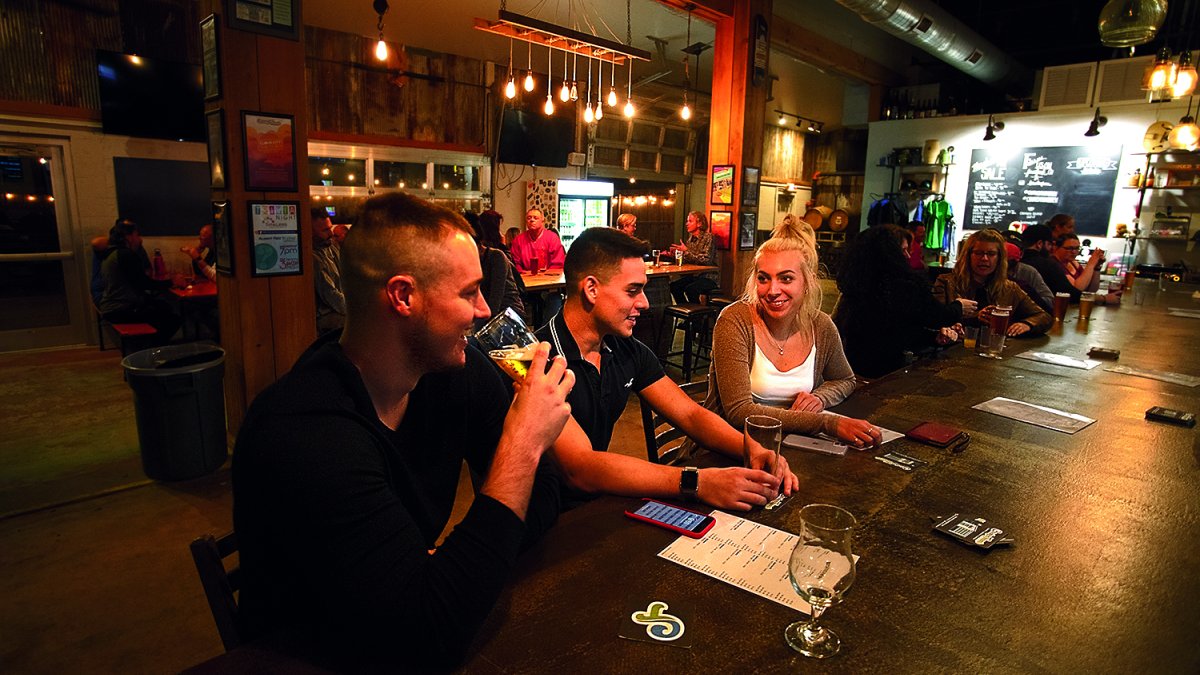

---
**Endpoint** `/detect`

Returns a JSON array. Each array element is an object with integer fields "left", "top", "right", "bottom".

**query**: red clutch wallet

[{"left": 906, "top": 421, "right": 968, "bottom": 448}]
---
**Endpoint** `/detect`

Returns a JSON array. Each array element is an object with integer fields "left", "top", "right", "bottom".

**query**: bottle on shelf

[
  {"left": 1145, "top": 167, "right": 1156, "bottom": 189},
  {"left": 152, "top": 248, "right": 167, "bottom": 280},
  {"left": 1129, "top": 168, "right": 1143, "bottom": 187}
]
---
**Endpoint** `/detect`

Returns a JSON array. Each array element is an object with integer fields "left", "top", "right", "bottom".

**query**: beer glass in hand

[{"left": 474, "top": 307, "right": 539, "bottom": 382}]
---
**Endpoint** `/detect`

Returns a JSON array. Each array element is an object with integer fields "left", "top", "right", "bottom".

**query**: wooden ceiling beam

[{"left": 653, "top": 0, "right": 733, "bottom": 23}]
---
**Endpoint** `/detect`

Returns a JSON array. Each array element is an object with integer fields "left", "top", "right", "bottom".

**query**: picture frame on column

[
  {"left": 200, "top": 14, "right": 221, "bottom": 101},
  {"left": 738, "top": 212, "right": 757, "bottom": 250},
  {"left": 241, "top": 111, "right": 297, "bottom": 192},
  {"left": 710, "top": 164, "right": 735, "bottom": 206},
  {"left": 212, "top": 200, "right": 234, "bottom": 276},
  {"left": 247, "top": 201, "right": 303, "bottom": 278},
  {"left": 225, "top": 0, "right": 299, "bottom": 41},
  {"left": 710, "top": 211, "right": 732, "bottom": 250},
  {"left": 741, "top": 166, "right": 760, "bottom": 207},
  {"left": 205, "top": 110, "right": 226, "bottom": 189}
]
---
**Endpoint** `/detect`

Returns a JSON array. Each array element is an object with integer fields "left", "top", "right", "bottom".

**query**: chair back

[
  {"left": 641, "top": 379, "right": 708, "bottom": 465},
  {"left": 189, "top": 532, "right": 242, "bottom": 651}
]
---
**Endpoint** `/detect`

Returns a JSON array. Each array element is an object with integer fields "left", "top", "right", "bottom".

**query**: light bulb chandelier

[{"left": 373, "top": 0, "right": 390, "bottom": 61}]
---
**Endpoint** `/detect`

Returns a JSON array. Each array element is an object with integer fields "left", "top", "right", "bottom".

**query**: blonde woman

[
  {"left": 772, "top": 213, "right": 816, "bottom": 245},
  {"left": 615, "top": 213, "right": 637, "bottom": 235},
  {"left": 702, "top": 234, "right": 882, "bottom": 447},
  {"left": 931, "top": 229, "right": 1050, "bottom": 336}
]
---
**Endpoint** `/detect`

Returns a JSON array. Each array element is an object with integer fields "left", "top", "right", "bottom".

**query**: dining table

[
  {"left": 459, "top": 277, "right": 1200, "bottom": 673},
  {"left": 170, "top": 280, "right": 218, "bottom": 341},
  {"left": 520, "top": 263, "right": 719, "bottom": 293}
]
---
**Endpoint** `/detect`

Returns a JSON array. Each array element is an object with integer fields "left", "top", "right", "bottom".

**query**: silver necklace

[{"left": 760, "top": 321, "right": 787, "bottom": 355}]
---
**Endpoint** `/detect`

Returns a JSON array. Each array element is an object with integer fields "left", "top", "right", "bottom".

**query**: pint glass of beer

[
  {"left": 1079, "top": 292, "right": 1096, "bottom": 321},
  {"left": 1052, "top": 293, "right": 1070, "bottom": 322}
]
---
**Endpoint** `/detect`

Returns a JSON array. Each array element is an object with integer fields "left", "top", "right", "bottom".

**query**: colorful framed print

[
  {"left": 242, "top": 111, "right": 297, "bottom": 192},
  {"left": 710, "top": 211, "right": 732, "bottom": 250},
  {"left": 247, "top": 201, "right": 302, "bottom": 277},
  {"left": 206, "top": 110, "right": 226, "bottom": 189},
  {"left": 710, "top": 164, "right": 734, "bottom": 206}
]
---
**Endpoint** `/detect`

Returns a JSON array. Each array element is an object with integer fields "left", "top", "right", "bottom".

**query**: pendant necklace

[{"left": 760, "top": 319, "right": 787, "bottom": 355}]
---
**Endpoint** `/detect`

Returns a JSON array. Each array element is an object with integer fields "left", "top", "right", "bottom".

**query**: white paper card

[
  {"left": 971, "top": 396, "right": 1095, "bottom": 433},
  {"left": 1015, "top": 351, "right": 1102, "bottom": 370}
]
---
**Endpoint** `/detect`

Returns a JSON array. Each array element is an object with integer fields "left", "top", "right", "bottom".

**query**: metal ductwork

[{"left": 836, "top": 0, "right": 1033, "bottom": 92}]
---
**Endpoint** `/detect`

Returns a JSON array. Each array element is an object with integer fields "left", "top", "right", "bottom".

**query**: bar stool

[{"left": 660, "top": 303, "right": 717, "bottom": 381}]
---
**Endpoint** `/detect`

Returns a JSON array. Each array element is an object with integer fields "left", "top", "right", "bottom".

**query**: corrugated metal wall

[{"left": 0, "top": 0, "right": 199, "bottom": 112}]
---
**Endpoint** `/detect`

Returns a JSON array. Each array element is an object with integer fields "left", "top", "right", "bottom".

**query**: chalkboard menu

[{"left": 964, "top": 146, "right": 1121, "bottom": 237}]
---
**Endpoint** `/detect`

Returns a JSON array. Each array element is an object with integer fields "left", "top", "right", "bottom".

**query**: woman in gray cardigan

[{"left": 702, "top": 233, "right": 882, "bottom": 448}]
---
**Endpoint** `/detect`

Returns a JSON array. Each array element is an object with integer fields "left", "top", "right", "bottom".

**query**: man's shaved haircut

[
  {"left": 563, "top": 226, "right": 648, "bottom": 297},
  {"left": 341, "top": 192, "right": 473, "bottom": 316}
]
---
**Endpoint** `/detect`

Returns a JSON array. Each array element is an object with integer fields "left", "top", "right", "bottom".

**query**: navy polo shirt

[{"left": 537, "top": 311, "right": 665, "bottom": 452}]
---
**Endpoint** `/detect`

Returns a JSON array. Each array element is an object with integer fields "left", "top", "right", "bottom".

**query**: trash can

[{"left": 122, "top": 343, "right": 227, "bottom": 481}]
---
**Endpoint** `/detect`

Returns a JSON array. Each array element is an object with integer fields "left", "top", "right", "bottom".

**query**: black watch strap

[{"left": 679, "top": 466, "right": 699, "bottom": 500}]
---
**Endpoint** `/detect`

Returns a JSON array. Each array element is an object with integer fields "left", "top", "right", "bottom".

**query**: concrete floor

[{"left": 0, "top": 343, "right": 664, "bottom": 673}]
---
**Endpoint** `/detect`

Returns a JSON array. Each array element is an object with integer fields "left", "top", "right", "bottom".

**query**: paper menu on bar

[{"left": 658, "top": 511, "right": 808, "bottom": 612}]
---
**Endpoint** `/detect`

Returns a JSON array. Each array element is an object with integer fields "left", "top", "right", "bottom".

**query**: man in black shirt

[
  {"left": 1021, "top": 224, "right": 1081, "bottom": 302},
  {"left": 233, "top": 192, "right": 574, "bottom": 670},
  {"left": 537, "top": 227, "right": 797, "bottom": 511}
]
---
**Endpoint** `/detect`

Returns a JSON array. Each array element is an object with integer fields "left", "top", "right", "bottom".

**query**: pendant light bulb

[
  {"left": 523, "top": 71, "right": 535, "bottom": 92},
  {"left": 623, "top": 100, "right": 635, "bottom": 118},
  {"left": 584, "top": 101, "right": 594, "bottom": 124},
  {"left": 680, "top": 102, "right": 691, "bottom": 121},
  {"left": 607, "top": 86, "right": 618, "bottom": 107},
  {"left": 544, "top": 94, "right": 555, "bottom": 116},
  {"left": 595, "top": 101, "right": 603, "bottom": 120},
  {"left": 559, "top": 81, "right": 571, "bottom": 102},
  {"left": 375, "top": 39, "right": 388, "bottom": 61},
  {"left": 570, "top": 81, "right": 578, "bottom": 101},
  {"left": 1173, "top": 52, "right": 1198, "bottom": 98},
  {"left": 505, "top": 78, "right": 517, "bottom": 99}
]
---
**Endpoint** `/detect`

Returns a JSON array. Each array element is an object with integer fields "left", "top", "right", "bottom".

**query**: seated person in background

[
  {"left": 331, "top": 223, "right": 349, "bottom": 246},
  {"left": 833, "top": 225, "right": 969, "bottom": 379},
  {"left": 510, "top": 208, "right": 565, "bottom": 273},
  {"left": 707, "top": 232, "right": 883, "bottom": 446},
  {"left": 472, "top": 219, "right": 527, "bottom": 330},
  {"left": 478, "top": 210, "right": 512, "bottom": 258},
  {"left": 1005, "top": 242, "right": 1054, "bottom": 313},
  {"left": 503, "top": 225, "right": 520, "bottom": 249},
  {"left": 97, "top": 220, "right": 182, "bottom": 344},
  {"left": 90, "top": 234, "right": 111, "bottom": 305},
  {"left": 615, "top": 213, "right": 637, "bottom": 236},
  {"left": 669, "top": 211, "right": 719, "bottom": 303},
  {"left": 233, "top": 192, "right": 572, "bottom": 671},
  {"left": 539, "top": 227, "right": 798, "bottom": 510},
  {"left": 1054, "top": 233, "right": 1104, "bottom": 293},
  {"left": 1020, "top": 224, "right": 1080, "bottom": 303},
  {"left": 1048, "top": 212, "right": 1075, "bottom": 241},
  {"left": 180, "top": 224, "right": 217, "bottom": 281},
  {"left": 932, "top": 229, "right": 1051, "bottom": 336},
  {"left": 311, "top": 207, "right": 346, "bottom": 335}
]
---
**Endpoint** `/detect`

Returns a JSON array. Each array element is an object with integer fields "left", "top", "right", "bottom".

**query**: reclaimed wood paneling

[
  {"left": 762, "top": 125, "right": 807, "bottom": 184},
  {"left": 306, "top": 26, "right": 486, "bottom": 149}
]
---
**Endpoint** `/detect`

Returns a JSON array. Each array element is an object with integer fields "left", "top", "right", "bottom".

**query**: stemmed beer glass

[
  {"left": 473, "top": 307, "right": 538, "bottom": 381},
  {"left": 785, "top": 504, "right": 857, "bottom": 658}
]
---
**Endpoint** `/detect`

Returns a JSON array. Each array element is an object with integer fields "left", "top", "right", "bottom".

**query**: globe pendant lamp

[{"left": 1098, "top": 0, "right": 1168, "bottom": 48}]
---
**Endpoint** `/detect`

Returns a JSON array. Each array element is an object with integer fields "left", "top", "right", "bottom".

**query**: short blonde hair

[
  {"left": 771, "top": 213, "right": 816, "bottom": 247},
  {"left": 616, "top": 213, "right": 636, "bottom": 230},
  {"left": 741, "top": 234, "right": 822, "bottom": 337}
]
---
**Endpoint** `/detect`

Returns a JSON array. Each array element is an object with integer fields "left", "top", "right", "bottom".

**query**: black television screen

[
  {"left": 96, "top": 50, "right": 205, "bottom": 142},
  {"left": 498, "top": 108, "right": 574, "bottom": 167}
]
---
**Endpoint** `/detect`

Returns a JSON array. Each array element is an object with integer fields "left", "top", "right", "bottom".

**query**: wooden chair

[
  {"left": 659, "top": 303, "right": 717, "bottom": 381},
  {"left": 189, "top": 532, "right": 242, "bottom": 652},
  {"left": 640, "top": 379, "right": 708, "bottom": 465}
]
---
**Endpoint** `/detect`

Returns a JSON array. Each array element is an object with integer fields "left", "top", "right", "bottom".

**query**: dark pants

[{"left": 670, "top": 276, "right": 719, "bottom": 304}]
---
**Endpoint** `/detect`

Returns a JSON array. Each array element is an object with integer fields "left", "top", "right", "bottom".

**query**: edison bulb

[
  {"left": 607, "top": 87, "right": 618, "bottom": 107},
  {"left": 584, "top": 102, "right": 594, "bottom": 123},
  {"left": 543, "top": 96, "right": 555, "bottom": 115},
  {"left": 623, "top": 100, "right": 635, "bottom": 118},
  {"left": 1173, "top": 68, "right": 1198, "bottom": 98},
  {"left": 595, "top": 104, "right": 603, "bottom": 120},
  {"left": 680, "top": 103, "right": 691, "bottom": 121},
  {"left": 1168, "top": 118, "right": 1199, "bottom": 151},
  {"left": 559, "top": 82, "right": 570, "bottom": 102},
  {"left": 570, "top": 82, "right": 578, "bottom": 101},
  {"left": 523, "top": 71, "right": 535, "bottom": 92},
  {"left": 504, "top": 78, "right": 517, "bottom": 99},
  {"left": 375, "top": 39, "right": 388, "bottom": 61}
]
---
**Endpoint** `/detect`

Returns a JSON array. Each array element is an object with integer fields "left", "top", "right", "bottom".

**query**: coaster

[
  {"left": 874, "top": 450, "right": 928, "bottom": 472},
  {"left": 932, "top": 513, "right": 1014, "bottom": 550},
  {"left": 618, "top": 598, "right": 694, "bottom": 648}
]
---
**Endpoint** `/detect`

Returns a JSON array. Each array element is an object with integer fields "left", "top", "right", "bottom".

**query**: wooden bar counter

[{"left": 462, "top": 279, "right": 1200, "bottom": 673}]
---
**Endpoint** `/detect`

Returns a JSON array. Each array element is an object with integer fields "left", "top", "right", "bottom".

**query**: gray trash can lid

[{"left": 122, "top": 342, "right": 226, "bottom": 375}]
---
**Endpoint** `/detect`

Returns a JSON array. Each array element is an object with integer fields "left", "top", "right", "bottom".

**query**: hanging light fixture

[
  {"left": 1147, "top": 46, "right": 1177, "bottom": 90},
  {"left": 1168, "top": 97, "right": 1199, "bottom": 150},
  {"left": 983, "top": 114, "right": 1005, "bottom": 141},
  {"left": 778, "top": 112, "right": 787, "bottom": 125},
  {"left": 1098, "top": 0, "right": 1168, "bottom": 48},
  {"left": 680, "top": 8, "right": 693, "bottom": 121},
  {"left": 623, "top": 2, "right": 635, "bottom": 118},
  {"left": 607, "top": 54, "right": 618, "bottom": 107},
  {"left": 523, "top": 40, "right": 535, "bottom": 92},
  {"left": 1085, "top": 108, "right": 1108, "bottom": 136},
  {"left": 504, "top": 38, "right": 517, "bottom": 99},
  {"left": 373, "top": 0, "right": 389, "bottom": 61},
  {"left": 1173, "top": 50, "right": 1198, "bottom": 98},
  {"left": 570, "top": 51, "right": 579, "bottom": 101},
  {"left": 584, "top": 57, "right": 595, "bottom": 123},
  {"left": 559, "top": 49, "right": 571, "bottom": 101},
  {"left": 595, "top": 59, "right": 604, "bottom": 120},
  {"left": 544, "top": 45, "right": 555, "bottom": 115}
]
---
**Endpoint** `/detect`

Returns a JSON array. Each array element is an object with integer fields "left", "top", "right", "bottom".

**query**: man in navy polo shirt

[{"left": 538, "top": 227, "right": 797, "bottom": 510}]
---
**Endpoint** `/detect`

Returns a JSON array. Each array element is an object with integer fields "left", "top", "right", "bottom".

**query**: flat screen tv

[
  {"left": 498, "top": 107, "right": 574, "bottom": 167},
  {"left": 96, "top": 50, "right": 205, "bottom": 142}
]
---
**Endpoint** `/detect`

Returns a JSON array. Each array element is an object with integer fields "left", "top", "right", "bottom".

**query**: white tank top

[{"left": 750, "top": 343, "right": 816, "bottom": 407}]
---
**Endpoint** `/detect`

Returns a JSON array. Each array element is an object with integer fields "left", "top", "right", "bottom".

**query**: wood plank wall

[{"left": 304, "top": 27, "right": 487, "bottom": 147}]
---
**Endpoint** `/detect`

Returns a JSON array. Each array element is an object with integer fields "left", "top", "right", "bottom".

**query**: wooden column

[
  {"left": 707, "top": 0, "right": 771, "bottom": 294},
  {"left": 203, "top": 1, "right": 316, "bottom": 434}
]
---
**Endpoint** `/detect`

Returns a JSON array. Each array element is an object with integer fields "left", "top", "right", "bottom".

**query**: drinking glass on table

[
  {"left": 1078, "top": 292, "right": 1096, "bottom": 320},
  {"left": 962, "top": 325, "right": 978, "bottom": 349},
  {"left": 473, "top": 307, "right": 538, "bottom": 382},
  {"left": 651, "top": 249, "right": 661, "bottom": 267},
  {"left": 674, "top": 249, "right": 684, "bottom": 267},
  {"left": 1052, "top": 293, "right": 1070, "bottom": 322},
  {"left": 785, "top": 504, "right": 857, "bottom": 659},
  {"left": 981, "top": 304, "right": 1011, "bottom": 359},
  {"left": 743, "top": 415, "right": 785, "bottom": 510}
]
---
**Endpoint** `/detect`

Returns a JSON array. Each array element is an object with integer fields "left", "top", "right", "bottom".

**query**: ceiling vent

[
  {"left": 1094, "top": 55, "right": 1155, "bottom": 105},
  {"left": 1038, "top": 62, "right": 1097, "bottom": 110}
]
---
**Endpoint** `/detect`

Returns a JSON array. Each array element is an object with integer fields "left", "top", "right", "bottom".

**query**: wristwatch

[{"left": 679, "top": 466, "right": 699, "bottom": 500}]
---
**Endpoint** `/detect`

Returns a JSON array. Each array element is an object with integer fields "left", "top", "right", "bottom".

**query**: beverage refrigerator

[{"left": 557, "top": 179, "right": 614, "bottom": 250}]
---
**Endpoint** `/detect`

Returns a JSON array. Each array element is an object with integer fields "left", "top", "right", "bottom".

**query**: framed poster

[
  {"left": 710, "top": 211, "right": 732, "bottom": 250},
  {"left": 710, "top": 164, "right": 734, "bottom": 205},
  {"left": 242, "top": 111, "right": 297, "bottom": 192},
  {"left": 225, "top": 0, "right": 299, "bottom": 41},
  {"left": 200, "top": 14, "right": 221, "bottom": 100},
  {"left": 206, "top": 110, "right": 226, "bottom": 189},
  {"left": 739, "top": 212, "right": 757, "bottom": 250},
  {"left": 212, "top": 200, "right": 234, "bottom": 275},
  {"left": 741, "top": 166, "right": 760, "bottom": 207},
  {"left": 247, "top": 201, "right": 302, "bottom": 277}
]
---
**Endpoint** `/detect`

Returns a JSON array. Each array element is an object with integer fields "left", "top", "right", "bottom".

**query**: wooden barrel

[
  {"left": 803, "top": 206, "right": 832, "bottom": 229},
  {"left": 828, "top": 209, "right": 850, "bottom": 232}
]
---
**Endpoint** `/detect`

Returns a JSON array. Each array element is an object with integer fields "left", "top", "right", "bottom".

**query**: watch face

[{"left": 680, "top": 468, "right": 699, "bottom": 493}]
